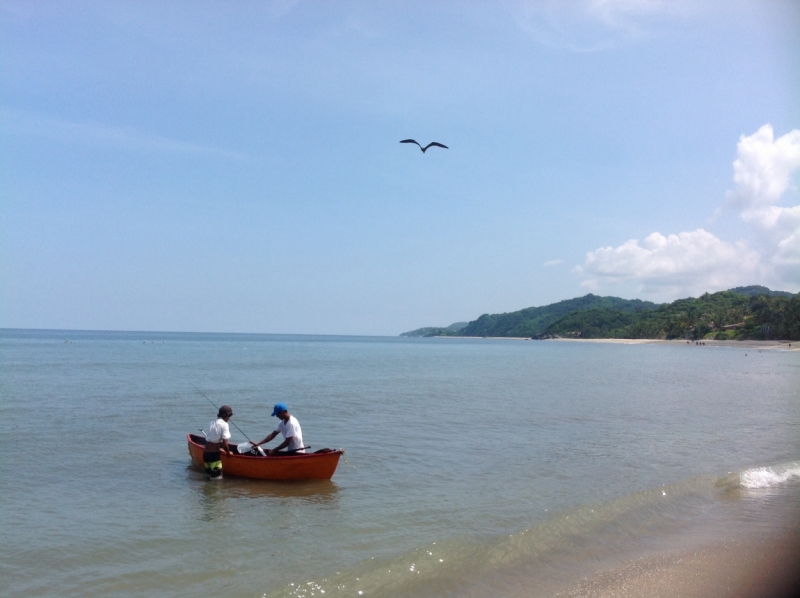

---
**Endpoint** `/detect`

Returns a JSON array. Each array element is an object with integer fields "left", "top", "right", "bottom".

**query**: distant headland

[{"left": 400, "top": 286, "right": 800, "bottom": 341}]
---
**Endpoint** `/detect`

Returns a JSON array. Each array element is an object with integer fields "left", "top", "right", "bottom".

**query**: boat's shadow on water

[{"left": 186, "top": 464, "right": 339, "bottom": 520}]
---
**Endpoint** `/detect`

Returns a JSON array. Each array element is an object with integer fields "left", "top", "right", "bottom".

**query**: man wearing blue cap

[{"left": 253, "top": 403, "right": 305, "bottom": 455}]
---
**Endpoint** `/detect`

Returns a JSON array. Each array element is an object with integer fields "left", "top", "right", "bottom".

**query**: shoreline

[
  {"left": 428, "top": 336, "right": 799, "bottom": 350},
  {"left": 555, "top": 527, "right": 800, "bottom": 598},
  {"left": 547, "top": 338, "right": 799, "bottom": 350}
]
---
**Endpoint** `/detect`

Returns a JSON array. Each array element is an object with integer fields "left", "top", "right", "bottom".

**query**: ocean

[{"left": 1, "top": 329, "right": 799, "bottom": 597}]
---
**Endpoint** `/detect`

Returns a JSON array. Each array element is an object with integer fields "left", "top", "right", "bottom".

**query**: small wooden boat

[{"left": 187, "top": 434, "right": 343, "bottom": 480}]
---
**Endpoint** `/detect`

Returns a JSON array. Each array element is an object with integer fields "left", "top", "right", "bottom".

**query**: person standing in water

[
  {"left": 253, "top": 403, "right": 305, "bottom": 455},
  {"left": 204, "top": 405, "right": 233, "bottom": 479}
]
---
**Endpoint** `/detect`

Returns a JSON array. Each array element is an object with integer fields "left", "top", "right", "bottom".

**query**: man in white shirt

[
  {"left": 253, "top": 403, "right": 305, "bottom": 455},
  {"left": 204, "top": 405, "right": 233, "bottom": 478}
]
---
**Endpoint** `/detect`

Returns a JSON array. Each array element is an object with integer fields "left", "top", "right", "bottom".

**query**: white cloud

[
  {"left": 728, "top": 125, "right": 800, "bottom": 208},
  {"left": 543, "top": 259, "right": 564, "bottom": 267},
  {"left": 727, "top": 124, "right": 800, "bottom": 237},
  {"left": 576, "top": 229, "right": 762, "bottom": 297},
  {"left": 773, "top": 231, "right": 800, "bottom": 282},
  {"left": 577, "top": 124, "right": 800, "bottom": 297}
]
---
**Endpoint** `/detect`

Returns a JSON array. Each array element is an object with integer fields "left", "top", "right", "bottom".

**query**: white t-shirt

[
  {"left": 207, "top": 418, "right": 231, "bottom": 443},
  {"left": 275, "top": 415, "right": 304, "bottom": 452}
]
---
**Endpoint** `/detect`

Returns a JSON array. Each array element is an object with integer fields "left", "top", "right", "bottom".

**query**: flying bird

[{"left": 400, "top": 139, "right": 449, "bottom": 153}]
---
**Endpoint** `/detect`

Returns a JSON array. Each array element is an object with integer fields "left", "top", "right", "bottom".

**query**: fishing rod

[{"left": 191, "top": 383, "right": 255, "bottom": 444}]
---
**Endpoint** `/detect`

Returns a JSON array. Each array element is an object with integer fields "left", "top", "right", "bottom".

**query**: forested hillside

[
  {"left": 727, "top": 285, "right": 795, "bottom": 298},
  {"left": 459, "top": 294, "right": 658, "bottom": 337},
  {"left": 401, "top": 294, "right": 658, "bottom": 338},
  {"left": 400, "top": 287, "right": 799, "bottom": 341},
  {"left": 541, "top": 291, "right": 800, "bottom": 341},
  {"left": 400, "top": 322, "right": 468, "bottom": 338}
]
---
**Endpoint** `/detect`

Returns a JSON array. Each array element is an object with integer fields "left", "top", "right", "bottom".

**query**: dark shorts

[{"left": 203, "top": 451, "right": 223, "bottom": 479}]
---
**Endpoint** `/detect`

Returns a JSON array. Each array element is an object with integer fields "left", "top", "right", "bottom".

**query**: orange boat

[{"left": 187, "top": 433, "right": 343, "bottom": 480}]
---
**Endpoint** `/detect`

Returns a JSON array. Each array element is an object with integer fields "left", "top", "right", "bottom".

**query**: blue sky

[{"left": 1, "top": 0, "right": 798, "bottom": 335}]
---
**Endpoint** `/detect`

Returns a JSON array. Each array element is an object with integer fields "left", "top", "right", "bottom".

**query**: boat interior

[{"left": 189, "top": 434, "right": 335, "bottom": 456}]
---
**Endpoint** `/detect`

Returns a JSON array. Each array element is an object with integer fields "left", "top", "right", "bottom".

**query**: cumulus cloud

[
  {"left": 727, "top": 124, "right": 800, "bottom": 237},
  {"left": 774, "top": 231, "right": 800, "bottom": 269},
  {"left": 575, "top": 229, "right": 762, "bottom": 296},
  {"left": 577, "top": 124, "right": 800, "bottom": 297}
]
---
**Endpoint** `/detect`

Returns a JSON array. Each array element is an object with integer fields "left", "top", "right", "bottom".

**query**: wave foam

[{"left": 738, "top": 464, "right": 800, "bottom": 489}]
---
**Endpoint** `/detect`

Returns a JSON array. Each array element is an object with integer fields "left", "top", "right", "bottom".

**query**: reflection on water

[
  {"left": 187, "top": 466, "right": 340, "bottom": 521},
  {"left": 197, "top": 479, "right": 235, "bottom": 522},
  {"left": 223, "top": 478, "right": 340, "bottom": 502}
]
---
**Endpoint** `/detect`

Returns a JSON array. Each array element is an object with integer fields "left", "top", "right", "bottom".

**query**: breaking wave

[
  {"left": 715, "top": 461, "right": 800, "bottom": 491},
  {"left": 739, "top": 463, "right": 800, "bottom": 489}
]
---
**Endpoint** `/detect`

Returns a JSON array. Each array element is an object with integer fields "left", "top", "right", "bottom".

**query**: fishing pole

[{"left": 191, "top": 383, "right": 255, "bottom": 444}]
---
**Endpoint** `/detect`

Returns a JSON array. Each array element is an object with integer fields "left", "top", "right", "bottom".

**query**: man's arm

[
  {"left": 254, "top": 430, "right": 279, "bottom": 446},
  {"left": 220, "top": 438, "right": 232, "bottom": 455},
  {"left": 267, "top": 436, "right": 293, "bottom": 456}
]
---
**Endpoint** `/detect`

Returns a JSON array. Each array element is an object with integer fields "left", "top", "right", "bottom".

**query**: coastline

[
  {"left": 547, "top": 338, "right": 800, "bottom": 350},
  {"left": 428, "top": 336, "right": 799, "bottom": 350}
]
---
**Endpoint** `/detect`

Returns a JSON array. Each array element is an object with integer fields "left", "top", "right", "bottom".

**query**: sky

[{"left": 1, "top": 0, "right": 799, "bottom": 335}]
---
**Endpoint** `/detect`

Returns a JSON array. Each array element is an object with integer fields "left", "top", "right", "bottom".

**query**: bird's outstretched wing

[
  {"left": 400, "top": 139, "right": 422, "bottom": 150},
  {"left": 422, "top": 142, "right": 448, "bottom": 152}
]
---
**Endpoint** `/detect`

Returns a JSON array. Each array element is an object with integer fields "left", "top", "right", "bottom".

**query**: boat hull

[{"left": 187, "top": 434, "right": 342, "bottom": 480}]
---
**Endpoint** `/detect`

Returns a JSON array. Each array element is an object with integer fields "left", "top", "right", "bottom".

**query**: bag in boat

[{"left": 237, "top": 442, "right": 266, "bottom": 456}]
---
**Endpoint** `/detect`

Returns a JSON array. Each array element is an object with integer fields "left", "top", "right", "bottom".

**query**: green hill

[
  {"left": 400, "top": 321, "right": 469, "bottom": 338},
  {"left": 537, "top": 307, "right": 638, "bottom": 339},
  {"left": 401, "top": 285, "right": 798, "bottom": 341},
  {"left": 728, "top": 285, "right": 795, "bottom": 298},
  {"left": 458, "top": 294, "right": 659, "bottom": 338},
  {"left": 541, "top": 289, "right": 800, "bottom": 340}
]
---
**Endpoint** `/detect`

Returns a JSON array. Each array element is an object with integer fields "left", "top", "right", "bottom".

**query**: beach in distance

[
  {"left": 552, "top": 338, "right": 800, "bottom": 351},
  {"left": 447, "top": 337, "right": 800, "bottom": 351},
  {"left": 2, "top": 329, "right": 799, "bottom": 598}
]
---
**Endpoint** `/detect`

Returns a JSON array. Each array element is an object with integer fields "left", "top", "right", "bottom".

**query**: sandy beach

[
  {"left": 546, "top": 338, "right": 800, "bottom": 351},
  {"left": 556, "top": 528, "right": 800, "bottom": 598},
  {"left": 436, "top": 336, "right": 799, "bottom": 351}
]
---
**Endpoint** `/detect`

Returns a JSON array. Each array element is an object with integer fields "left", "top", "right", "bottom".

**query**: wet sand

[{"left": 556, "top": 528, "right": 800, "bottom": 598}]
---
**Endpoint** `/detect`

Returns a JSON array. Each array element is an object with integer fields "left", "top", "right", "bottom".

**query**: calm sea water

[{"left": 1, "top": 330, "right": 799, "bottom": 598}]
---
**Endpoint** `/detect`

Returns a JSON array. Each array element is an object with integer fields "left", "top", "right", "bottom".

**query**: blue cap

[{"left": 271, "top": 402, "right": 288, "bottom": 417}]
